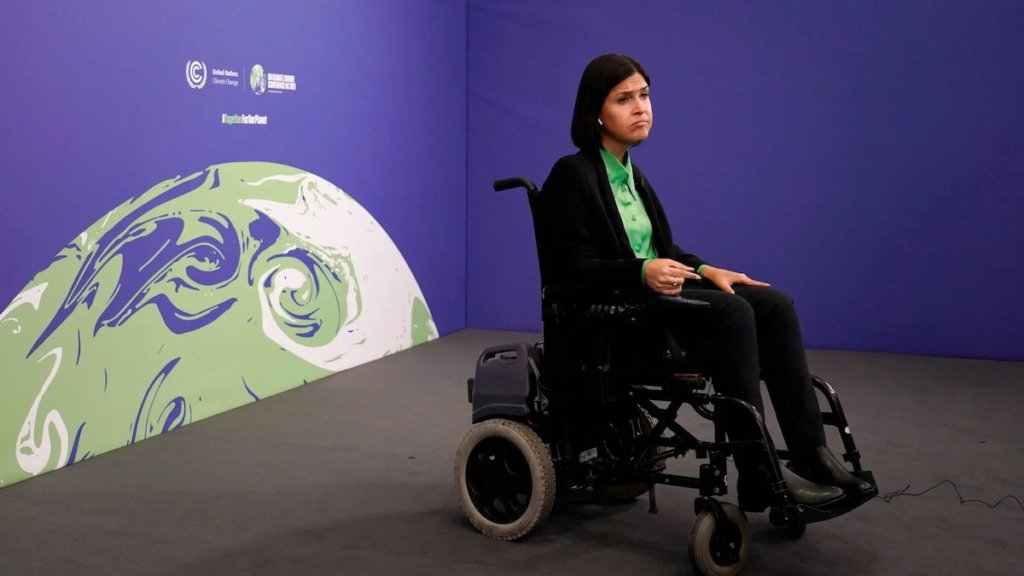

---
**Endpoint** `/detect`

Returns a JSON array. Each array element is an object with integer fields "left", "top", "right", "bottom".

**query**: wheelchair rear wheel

[
  {"left": 455, "top": 418, "right": 556, "bottom": 541},
  {"left": 688, "top": 502, "right": 751, "bottom": 576}
]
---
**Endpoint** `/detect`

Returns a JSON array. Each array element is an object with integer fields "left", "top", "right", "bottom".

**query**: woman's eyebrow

[{"left": 613, "top": 85, "right": 650, "bottom": 97}]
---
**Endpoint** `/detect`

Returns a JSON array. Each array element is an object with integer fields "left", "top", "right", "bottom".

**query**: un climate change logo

[
  {"left": 250, "top": 64, "right": 267, "bottom": 95},
  {"left": 186, "top": 60, "right": 207, "bottom": 89}
]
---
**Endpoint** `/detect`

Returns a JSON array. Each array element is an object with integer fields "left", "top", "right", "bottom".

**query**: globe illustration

[
  {"left": 0, "top": 162, "right": 436, "bottom": 486},
  {"left": 250, "top": 64, "right": 266, "bottom": 95}
]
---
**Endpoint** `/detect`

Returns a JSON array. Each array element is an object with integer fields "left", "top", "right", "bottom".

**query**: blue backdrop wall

[
  {"left": 2, "top": 0, "right": 1023, "bottom": 488},
  {"left": 0, "top": 0, "right": 465, "bottom": 487},
  {"left": 467, "top": 0, "right": 1024, "bottom": 361},
  {"left": 1, "top": 0, "right": 467, "bottom": 334}
]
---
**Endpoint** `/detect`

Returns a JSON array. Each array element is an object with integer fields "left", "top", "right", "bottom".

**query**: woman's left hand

[{"left": 698, "top": 265, "right": 770, "bottom": 294}]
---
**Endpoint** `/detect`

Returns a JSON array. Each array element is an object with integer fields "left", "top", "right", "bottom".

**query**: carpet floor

[{"left": 1, "top": 329, "right": 1021, "bottom": 575}]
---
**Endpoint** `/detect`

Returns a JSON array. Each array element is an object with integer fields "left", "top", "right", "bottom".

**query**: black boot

[
  {"left": 737, "top": 465, "right": 843, "bottom": 512},
  {"left": 792, "top": 445, "right": 875, "bottom": 497}
]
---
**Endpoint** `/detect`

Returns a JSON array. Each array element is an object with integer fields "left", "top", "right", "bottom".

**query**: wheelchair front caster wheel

[
  {"left": 455, "top": 418, "right": 556, "bottom": 541},
  {"left": 783, "top": 519, "right": 806, "bottom": 539},
  {"left": 688, "top": 502, "right": 751, "bottom": 576}
]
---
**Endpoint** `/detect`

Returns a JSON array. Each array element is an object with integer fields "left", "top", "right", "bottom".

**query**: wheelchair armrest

[
  {"left": 541, "top": 285, "right": 709, "bottom": 326},
  {"left": 651, "top": 294, "right": 712, "bottom": 309},
  {"left": 542, "top": 284, "right": 623, "bottom": 303},
  {"left": 542, "top": 285, "right": 710, "bottom": 308},
  {"left": 541, "top": 286, "right": 708, "bottom": 386}
]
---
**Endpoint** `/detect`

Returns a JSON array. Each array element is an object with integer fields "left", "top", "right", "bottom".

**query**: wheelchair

[{"left": 454, "top": 177, "right": 877, "bottom": 576}]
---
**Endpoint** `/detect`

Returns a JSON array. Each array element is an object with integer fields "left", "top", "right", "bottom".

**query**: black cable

[{"left": 877, "top": 479, "right": 1023, "bottom": 511}]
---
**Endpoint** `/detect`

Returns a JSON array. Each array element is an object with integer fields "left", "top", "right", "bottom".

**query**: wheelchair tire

[
  {"left": 688, "top": 502, "right": 751, "bottom": 576},
  {"left": 594, "top": 408, "right": 661, "bottom": 501},
  {"left": 784, "top": 520, "right": 807, "bottom": 539},
  {"left": 454, "top": 418, "right": 556, "bottom": 541}
]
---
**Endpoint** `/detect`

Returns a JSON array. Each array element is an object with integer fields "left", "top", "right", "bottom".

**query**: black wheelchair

[{"left": 454, "top": 177, "right": 877, "bottom": 576}]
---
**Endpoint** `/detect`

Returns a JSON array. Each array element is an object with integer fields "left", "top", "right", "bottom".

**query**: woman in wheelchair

[{"left": 540, "top": 53, "right": 875, "bottom": 511}]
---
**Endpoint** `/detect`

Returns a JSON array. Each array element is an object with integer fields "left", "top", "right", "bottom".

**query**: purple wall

[
  {"left": 3, "top": 2, "right": 1022, "bottom": 360},
  {"left": 467, "top": 1, "right": 1024, "bottom": 360},
  {"left": 0, "top": 0, "right": 467, "bottom": 335}
]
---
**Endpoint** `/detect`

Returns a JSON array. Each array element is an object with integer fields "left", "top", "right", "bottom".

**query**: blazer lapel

[{"left": 585, "top": 150, "right": 634, "bottom": 257}]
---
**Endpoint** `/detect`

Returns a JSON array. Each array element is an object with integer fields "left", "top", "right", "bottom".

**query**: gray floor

[{"left": 1, "top": 329, "right": 1022, "bottom": 575}]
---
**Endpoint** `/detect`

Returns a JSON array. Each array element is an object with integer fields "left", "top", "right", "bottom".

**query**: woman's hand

[
  {"left": 698, "top": 265, "right": 770, "bottom": 294},
  {"left": 645, "top": 259, "right": 702, "bottom": 295}
]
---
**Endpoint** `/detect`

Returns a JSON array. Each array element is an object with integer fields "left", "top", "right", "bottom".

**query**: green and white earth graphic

[
  {"left": 0, "top": 162, "right": 436, "bottom": 486},
  {"left": 250, "top": 64, "right": 266, "bottom": 94}
]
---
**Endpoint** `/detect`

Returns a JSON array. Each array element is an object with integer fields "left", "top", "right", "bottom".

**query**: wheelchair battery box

[{"left": 467, "top": 342, "right": 541, "bottom": 423}]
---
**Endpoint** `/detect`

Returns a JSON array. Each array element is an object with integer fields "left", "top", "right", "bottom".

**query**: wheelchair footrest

[{"left": 770, "top": 470, "right": 878, "bottom": 527}]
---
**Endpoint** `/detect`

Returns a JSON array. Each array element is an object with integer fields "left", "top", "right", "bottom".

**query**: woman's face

[{"left": 599, "top": 72, "right": 653, "bottom": 153}]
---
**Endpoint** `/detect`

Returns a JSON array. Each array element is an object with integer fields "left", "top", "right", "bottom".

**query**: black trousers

[{"left": 652, "top": 281, "right": 826, "bottom": 467}]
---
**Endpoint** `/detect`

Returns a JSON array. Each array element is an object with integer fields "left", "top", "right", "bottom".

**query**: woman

[{"left": 541, "top": 54, "right": 874, "bottom": 511}]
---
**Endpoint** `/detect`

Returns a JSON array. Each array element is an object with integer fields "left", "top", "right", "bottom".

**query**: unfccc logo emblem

[
  {"left": 186, "top": 60, "right": 207, "bottom": 89},
  {"left": 249, "top": 64, "right": 267, "bottom": 95}
]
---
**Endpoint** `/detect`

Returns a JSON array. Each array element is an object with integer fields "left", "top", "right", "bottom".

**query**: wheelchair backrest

[{"left": 493, "top": 177, "right": 557, "bottom": 290}]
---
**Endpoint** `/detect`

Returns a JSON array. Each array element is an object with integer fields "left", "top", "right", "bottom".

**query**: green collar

[{"left": 599, "top": 148, "right": 634, "bottom": 193}]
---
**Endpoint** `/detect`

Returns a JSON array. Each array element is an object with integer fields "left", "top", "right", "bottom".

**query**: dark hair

[{"left": 570, "top": 54, "right": 650, "bottom": 151}]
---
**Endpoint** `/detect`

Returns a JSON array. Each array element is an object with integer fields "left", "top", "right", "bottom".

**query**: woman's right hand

[{"left": 645, "top": 259, "right": 701, "bottom": 295}]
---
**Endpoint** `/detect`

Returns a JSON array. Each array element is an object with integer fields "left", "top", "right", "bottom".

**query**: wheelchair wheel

[
  {"left": 454, "top": 418, "right": 556, "bottom": 541},
  {"left": 784, "top": 520, "right": 807, "bottom": 539},
  {"left": 688, "top": 502, "right": 751, "bottom": 576},
  {"left": 594, "top": 407, "right": 660, "bottom": 501}
]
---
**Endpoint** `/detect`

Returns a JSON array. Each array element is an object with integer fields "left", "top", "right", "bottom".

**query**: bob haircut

[{"left": 570, "top": 54, "right": 651, "bottom": 152}]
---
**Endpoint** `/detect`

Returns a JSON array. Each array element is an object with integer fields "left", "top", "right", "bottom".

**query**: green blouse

[{"left": 600, "top": 148, "right": 657, "bottom": 284}]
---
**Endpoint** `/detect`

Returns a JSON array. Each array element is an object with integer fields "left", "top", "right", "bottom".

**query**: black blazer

[{"left": 538, "top": 149, "right": 707, "bottom": 292}]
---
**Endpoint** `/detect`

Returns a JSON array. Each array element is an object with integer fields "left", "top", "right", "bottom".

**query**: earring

[{"left": 597, "top": 118, "right": 604, "bottom": 126}]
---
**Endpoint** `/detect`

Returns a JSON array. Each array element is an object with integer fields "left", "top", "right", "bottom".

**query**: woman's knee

[
  {"left": 717, "top": 292, "right": 757, "bottom": 330},
  {"left": 738, "top": 286, "right": 798, "bottom": 321}
]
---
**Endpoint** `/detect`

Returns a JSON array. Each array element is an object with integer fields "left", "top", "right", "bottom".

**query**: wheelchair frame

[{"left": 455, "top": 177, "right": 876, "bottom": 576}]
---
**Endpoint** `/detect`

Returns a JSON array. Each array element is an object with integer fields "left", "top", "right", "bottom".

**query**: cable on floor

[{"left": 877, "top": 479, "right": 1023, "bottom": 511}]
